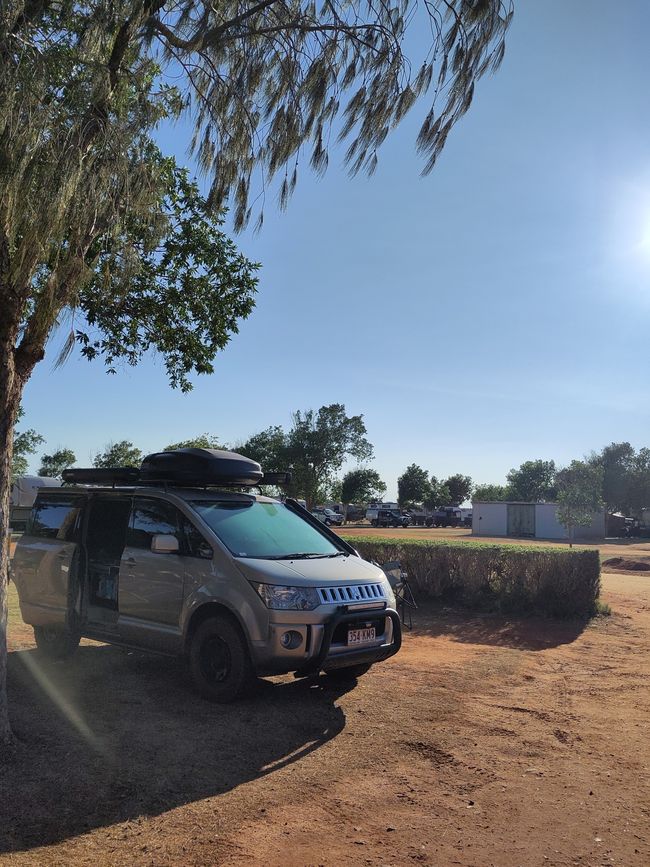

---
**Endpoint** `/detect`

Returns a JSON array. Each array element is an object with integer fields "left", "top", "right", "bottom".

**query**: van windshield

[{"left": 190, "top": 500, "right": 343, "bottom": 559}]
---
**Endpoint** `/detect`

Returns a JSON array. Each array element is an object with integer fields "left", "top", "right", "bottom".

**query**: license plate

[{"left": 347, "top": 627, "right": 376, "bottom": 646}]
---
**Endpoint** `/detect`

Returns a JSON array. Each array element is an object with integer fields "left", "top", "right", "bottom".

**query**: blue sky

[{"left": 19, "top": 1, "right": 650, "bottom": 499}]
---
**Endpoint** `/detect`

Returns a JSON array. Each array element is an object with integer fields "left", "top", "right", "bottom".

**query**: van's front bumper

[{"left": 252, "top": 605, "right": 402, "bottom": 676}]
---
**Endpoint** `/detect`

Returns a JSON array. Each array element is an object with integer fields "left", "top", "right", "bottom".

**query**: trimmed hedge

[{"left": 347, "top": 537, "right": 601, "bottom": 618}]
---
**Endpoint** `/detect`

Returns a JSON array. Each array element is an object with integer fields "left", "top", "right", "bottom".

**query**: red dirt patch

[{"left": 1, "top": 574, "right": 649, "bottom": 866}]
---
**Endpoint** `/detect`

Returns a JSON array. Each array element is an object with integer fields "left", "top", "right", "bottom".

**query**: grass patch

[
  {"left": 593, "top": 599, "right": 612, "bottom": 617},
  {"left": 7, "top": 581, "right": 22, "bottom": 622},
  {"left": 344, "top": 535, "right": 589, "bottom": 554}
]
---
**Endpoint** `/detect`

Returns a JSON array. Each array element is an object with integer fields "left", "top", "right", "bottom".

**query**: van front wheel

[
  {"left": 189, "top": 615, "right": 252, "bottom": 702},
  {"left": 33, "top": 625, "right": 80, "bottom": 660}
]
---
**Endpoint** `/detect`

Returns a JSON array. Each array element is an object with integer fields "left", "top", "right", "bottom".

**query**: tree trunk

[{"left": 0, "top": 328, "right": 23, "bottom": 748}]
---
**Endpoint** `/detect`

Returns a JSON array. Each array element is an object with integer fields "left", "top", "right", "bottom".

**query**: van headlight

[
  {"left": 252, "top": 583, "right": 321, "bottom": 611},
  {"left": 382, "top": 579, "right": 397, "bottom": 609}
]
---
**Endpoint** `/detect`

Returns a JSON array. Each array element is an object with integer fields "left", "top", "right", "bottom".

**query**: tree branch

[{"left": 147, "top": 0, "right": 282, "bottom": 52}]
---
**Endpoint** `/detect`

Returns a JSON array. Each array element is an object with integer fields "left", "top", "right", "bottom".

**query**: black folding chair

[{"left": 381, "top": 560, "right": 417, "bottom": 629}]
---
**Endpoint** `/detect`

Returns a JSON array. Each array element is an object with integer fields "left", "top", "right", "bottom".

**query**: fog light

[{"left": 280, "top": 630, "right": 303, "bottom": 650}]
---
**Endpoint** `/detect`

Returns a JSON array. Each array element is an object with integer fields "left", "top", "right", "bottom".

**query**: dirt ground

[{"left": 2, "top": 560, "right": 649, "bottom": 866}]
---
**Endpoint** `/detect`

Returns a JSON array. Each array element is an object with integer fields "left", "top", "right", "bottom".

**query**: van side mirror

[{"left": 151, "top": 533, "right": 179, "bottom": 554}]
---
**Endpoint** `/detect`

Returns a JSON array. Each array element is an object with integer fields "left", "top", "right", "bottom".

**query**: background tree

[
  {"left": 164, "top": 435, "right": 221, "bottom": 451},
  {"left": 93, "top": 442, "right": 143, "bottom": 469},
  {"left": 397, "top": 464, "right": 432, "bottom": 508},
  {"left": 443, "top": 474, "right": 473, "bottom": 506},
  {"left": 556, "top": 461, "right": 604, "bottom": 547},
  {"left": 589, "top": 442, "right": 635, "bottom": 513},
  {"left": 238, "top": 426, "right": 287, "bottom": 472},
  {"left": 38, "top": 449, "right": 76, "bottom": 479},
  {"left": 423, "top": 476, "right": 452, "bottom": 510},
  {"left": 626, "top": 448, "right": 650, "bottom": 517},
  {"left": 284, "top": 405, "right": 373, "bottom": 508},
  {"left": 472, "top": 483, "right": 509, "bottom": 502},
  {"left": 239, "top": 407, "right": 373, "bottom": 507},
  {"left": 506, "top": 460, "right": 557, "bottom": 502},
  {"left": 340, "top": 468, "right": 386, "bottom": 506},
  {"left": 11, "top": 410, "right": 45, "bottom": 481},
  {"left": 0, "top": 0, "right": 513, "bottom": 744}
]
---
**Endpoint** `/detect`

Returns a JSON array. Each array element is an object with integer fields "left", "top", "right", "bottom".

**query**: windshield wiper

[{"left": 262, "top": 552, "right": 345, "bottom": 560}]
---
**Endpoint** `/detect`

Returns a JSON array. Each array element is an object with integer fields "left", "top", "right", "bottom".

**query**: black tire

[
  {"left": 371, "top": 519, "right": 378, "bottom": 527},
  {"left": 33, "top": 624, "right": 80, "bottom": 660},
  {"left": 189, "top": 615, "right": 252, "bottom": 702},
  {"left": 325, "top": 663, "right": 372, "bottom": 681}
]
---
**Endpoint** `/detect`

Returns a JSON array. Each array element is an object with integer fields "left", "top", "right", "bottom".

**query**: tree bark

[{"left": 0, "top": 305, "right": 24, "bottom": 748}]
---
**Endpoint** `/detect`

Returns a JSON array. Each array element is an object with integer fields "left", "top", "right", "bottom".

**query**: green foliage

[
  {"left": 627, "top": 448, "right": 650, "bottom": 515},
  {"left": 237, "top": 426, "right": 286, "bottom": 471},
  {"left": 11, "top": 408, "right": 44, "bottom": 481},
  {"left": 346, "top": 537, "right": 601, "bottom": 618},
  {"left": 589, "top": 442, "right": 650, "bottom": 515},
  {"left": 340, "top": 468, "right": 386, "bottom": 505},
  {"left": 77, "top": 160, "right": 259, "bottom": 392},
  {"left": 164, "top": 435, "right": 221, "bottom": 451},
  {"left": 506, "top": 459, "right": 557, "bottom": 502},
  {"left": 589, "top": 442, "right": 635, "bottom": 512},
  {"left": 12, "top": 430, "right": 44, "bottom": 481},
  {"left": 473, "top": 483, "right": 509, "bottom": 502},
  {"left": 239, "top": 405, "right": 373, "bottom": 506},
  {"left": 93, "top": 441, "right": 143, "bottom": 469},
  {"left": 443, "top": 474, "right": 473, "bottom": 506},
  {"left": 397, "top": 464, "right": 431, "bottom": 508},
  {"left": 593, "top": 599, "right": 612, "bottom": 617},
  {"left": 423, "top": 476, "right": 451, "bottom": 510},
  {"left": 38, "top": 448, "right": 76, "bottom": 478},
  {"left": 556, "top": 460, "right": 604, "bottom": 543}
]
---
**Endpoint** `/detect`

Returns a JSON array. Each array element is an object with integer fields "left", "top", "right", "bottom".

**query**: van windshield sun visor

[{"left": 61, "top": 449, "right": 291, "bottom": 489}]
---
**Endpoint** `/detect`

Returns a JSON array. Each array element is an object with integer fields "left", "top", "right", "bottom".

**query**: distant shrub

[{"left": 346, "top": 537, "right": 601, "bottom": 618}]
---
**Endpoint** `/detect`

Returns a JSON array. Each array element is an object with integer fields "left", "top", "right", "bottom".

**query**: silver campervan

[{"left": 11, "top": 449, "right": 401, "bottom": 701}]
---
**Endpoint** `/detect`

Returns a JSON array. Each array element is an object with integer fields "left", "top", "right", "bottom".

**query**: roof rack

[
  {"left": 61, "top": 449, "right": 291, "bottom": 489},
  {"left": 61, "top": 467, "right": 140, "bottom": 486}
]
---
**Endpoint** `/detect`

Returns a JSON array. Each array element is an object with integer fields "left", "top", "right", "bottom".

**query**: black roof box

[{"left": 139, "top": 448, "right": 263, "bottom": 487}]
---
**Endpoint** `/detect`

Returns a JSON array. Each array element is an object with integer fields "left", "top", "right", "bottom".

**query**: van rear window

[{"left": 29, "top": 497, "right": 83, "bottom": 541}]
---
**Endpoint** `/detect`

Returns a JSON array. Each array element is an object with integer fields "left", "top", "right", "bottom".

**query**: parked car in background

[
  {"left": 366, "top": 507, "right": 411, "bottom": 528},
  {"left": 311, "top": 507, "right": 344, "bottom": 526},
  {"left": 344, "top": 505, "right": 366, "bottom": 523},
  {"left": 405, "top": 507, "right": 466, "bottom": 528}
]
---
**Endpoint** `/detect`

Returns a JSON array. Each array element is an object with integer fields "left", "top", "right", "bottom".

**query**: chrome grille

[{"left": 317, "top": 583, "right": 385, "bottom": 605}]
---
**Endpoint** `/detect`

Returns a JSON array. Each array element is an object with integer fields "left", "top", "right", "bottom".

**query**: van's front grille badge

[{"left": 317, "top": 583, "right": 385, "bottom": 605}]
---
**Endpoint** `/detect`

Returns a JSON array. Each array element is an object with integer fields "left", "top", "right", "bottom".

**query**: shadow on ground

[
  {"left": 406, "top": 600, "right": 588, "bottom": 651},
  {"left": 0, "top": 646, "right": 352, "bottom": 854}
]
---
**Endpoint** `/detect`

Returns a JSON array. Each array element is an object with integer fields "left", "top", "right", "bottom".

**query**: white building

[{"left": 472, "top": 501, "right": 605, "bottom": 541}]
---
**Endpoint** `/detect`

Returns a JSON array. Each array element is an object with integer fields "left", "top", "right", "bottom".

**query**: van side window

[
  {"left": 127, "top": 498, "right": 208, "bottom": 557},
  {"left": 127, "top": 499, "right": 179, "bottom": 549},
  {"left": 29, "top": 497, "right": 82, "bottom": 541}
]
